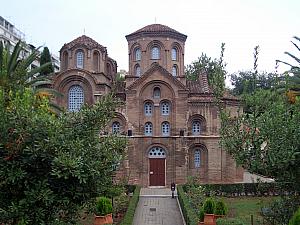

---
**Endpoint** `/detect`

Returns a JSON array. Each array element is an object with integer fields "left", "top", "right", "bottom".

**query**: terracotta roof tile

[{"left": 61, "top": 35, "right": 107, "bottom": 51}]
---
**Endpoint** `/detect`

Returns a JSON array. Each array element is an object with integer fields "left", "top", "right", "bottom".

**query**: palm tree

[{"left": 0, "top": 41, "right": 62, "bottom": 111}]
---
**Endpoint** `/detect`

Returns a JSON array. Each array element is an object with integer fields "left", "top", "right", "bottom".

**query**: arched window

[
  {"left": 172, "top": 65, "right": 177, "bottom": 77},
  {"left": 194, "top": 149, "right": 201, "bottom": 168},
  {"left": 148, "top": 147, "right": 166, "bottom": 158},
  {"left": 145, "top": 122, "right": 153, "bottom": 136},
  {"left": 76, "top": 50, "right": 84, "bottom": 69},
  {"left": 63, "top": 51, "right": 68, "bottom": 70},
  {"left": 161, "top": 121, "right": 170, "bottom": 136},
  {"left": 112, "top": 121, "right": 120, "bottom": 133},
  {"left": 161, "top": 101, "right": 170, "bottom": 115},
  {"left": 144, "top": 102, "right": 153, "bottom": 116},
  {"left": 151, "top": 46, "right": 160, "bottom": 60},
  {"left": 153, "top": 87, "right": 161, "bottom": 99},
  {"left": 135, "top": 48, "right": 141, "bottom": 61},
  {"left": 93, "top": 51, "right": 100, "bottom": 72},
  {"left": 192, "top": 121, "right": 201, "bottom": 135},
  {"left": 68, "top": 85, "right": 84, "bottom": 112},
  {"left": 171, "top": 48, "right": 177, "bottom": 61},
  {"left": 135, "top": 65, "right": 141, "bottom": 76}
]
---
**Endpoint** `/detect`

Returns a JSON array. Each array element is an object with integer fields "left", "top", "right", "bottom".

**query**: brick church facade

[{"left": 53, "top": 24, "right": 243, "bottom": 187}]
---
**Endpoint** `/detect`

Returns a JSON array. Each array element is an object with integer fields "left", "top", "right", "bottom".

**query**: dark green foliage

[
  {"left": 215, "top": 200, "right": 227, "bottom": 215},
  {"left": 216, "top": 218, "right": 245, "bottom": 225},
  {"left": 203, "top": 198, "right": 215, "bottom": 214},
  {"left": 177, "top": 185, "right": 199, "bottom": 225},
  {"left": 198, "top": 207, "right": 204, "bottom": 222},
  {"left": 120, "top": 186, "right": 141, "bottom": 225},
  {"left": 261, "top": 196, "right": 300, "bottom": 225},
  {"left": 95, "top": 197, "right": 113, "bottom": 216},
  {"left": 40, "top": 47, "right": 54, "bottom": 75},
  {"left": 289, "top": 207, "right": 300, "bottom": 225}
]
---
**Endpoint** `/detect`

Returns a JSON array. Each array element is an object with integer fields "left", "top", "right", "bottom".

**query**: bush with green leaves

[
  {"left": 215, "top": 200, "right": 227, "bottom": 215},
  {"left": 120, "top": 186, "right": 141, "bottom": 225},
  {"left": 203, "top": 198, "right": 215, "bottom": 214},
  {"left": 198, "top": 207, "right": 204, "bottom": 222},
  {"left": 289, "top": 207, "right": 300, "bottom": 225},
  {"left": 95, "top": 197, "right": 113, "bottom": 216},
  {"left": 216, "top": 218, "right": 245, "bottom": 225}
]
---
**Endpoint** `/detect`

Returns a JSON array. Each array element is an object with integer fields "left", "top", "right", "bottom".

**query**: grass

[{"left": 223, "top": 196, "right": 277, "bottom": 225}]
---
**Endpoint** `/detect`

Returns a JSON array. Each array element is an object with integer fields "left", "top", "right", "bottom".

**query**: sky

[{"left": 1, "top": 0, "right": 300, "bottom": 75}]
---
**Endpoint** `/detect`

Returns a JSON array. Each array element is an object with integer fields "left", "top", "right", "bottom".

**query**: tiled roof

[
  {"left": 187, "top": 71, "right": 211, "bottom": 94},
  {"left": 61, "top": 35, "right": 107, "bottom": 51},
  {"left": 126, "top": 24, "right": 187, "bottom": 41}
]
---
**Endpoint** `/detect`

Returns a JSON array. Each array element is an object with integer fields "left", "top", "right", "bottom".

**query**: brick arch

[
  {"left": 145, "top": 143, "right": 169, "bottom": 157},
  {"left": 188, "top": 114, "right": 207, "bottom": 135},
  {"left": 129, "top": 43, "right": 142, "bottom": 60},
  {"left": 188, "top": 143, "right": 208, "bottom": 181},
  {"left": 139, "top": 80, "right": 176, "bottom": 99},
  {"left": 109, "top": 112, "right": 127, "bottom": 134}
]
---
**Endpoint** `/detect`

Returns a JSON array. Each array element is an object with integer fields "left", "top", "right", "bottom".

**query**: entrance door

[{"left": 149, "top": 158, "right": 165, "bottom": 186}]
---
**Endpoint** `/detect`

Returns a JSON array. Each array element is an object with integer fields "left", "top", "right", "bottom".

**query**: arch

[
  {"left": 144, "top": 101, "right": 153, "bottom": 116},
  {"left": 76, "top": 49, "right": 84, "bottom": 69},
  {"left": 144, "top": 122, "right": 153, "bottom": 136},
  {"left": 148, "top": 146, "right": 166, "bottom": 158},
  {"left": 188, "top": 114, "right": 207, "bottom": 135},
  {"left": 93, "top": 50, "right": 100, "bottom": 72},
  {"left": 135, "top": 47, "right": 141, "bottom": 61},
  {"left": 171, "top": 48, "right": 177, "bottom": 61},
  {"left": 68, "top": 85, "right": 84, "bottom": 112},
  {"left": 110, "top": 112, "right": 127, "bottom": 134},
  {"left": 134, "top": 64, "right": 141, "bottom": 76},
  {"left": 160, "top": 100, "right": 171, "bottom": 116},
  {"left": 189, "top": 143, "right": 208, "bottom": 170},
  {"left": 151, "top": 46, "right": 160, "bottom": 59},
  {"left": 153, "top": 86, "right": 161, "bottom": 99},
  {"left": 112, "top": 121, "right": 121, "bottom": 134},
  {"left": 147, "top": 40, "right": 164, "bottom": 60},
  {"left": 62, "top": 51, "right": 68, "bottom": 71}
]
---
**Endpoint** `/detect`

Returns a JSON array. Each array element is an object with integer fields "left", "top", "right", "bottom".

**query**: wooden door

[{"left": 149, "top": 158, "right": 165, "bottom": 186}]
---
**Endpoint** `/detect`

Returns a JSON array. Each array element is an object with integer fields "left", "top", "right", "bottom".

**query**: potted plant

[
  {"left": 203, "top": 198, "right": 216, "bottom": 225},
  {"left": 94, "top": 197, "right": 113, "bottom": 225},
  {"left": 198, "top": 207, "right": 205, "bottom": 225},
  {"left": 214, "top": 200, "right": 227, "bottom": 220}
]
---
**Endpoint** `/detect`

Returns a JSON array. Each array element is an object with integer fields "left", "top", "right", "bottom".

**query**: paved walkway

[{"left": 133, "top": 188, "right": 185, "bottom": 225}]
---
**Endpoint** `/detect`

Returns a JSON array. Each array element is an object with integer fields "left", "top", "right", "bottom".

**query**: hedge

[
  {"left": 120, "top": 186, "right": 141, "bottom": 225},
  {"left": 216, "top": 218, "right": 245, "bottom": 225},
  {"left": 177, "top": 185, "right": 199, "bottom": 225},
  {"left": 183, "top": 182, "right": 298, "bottom": 197}
]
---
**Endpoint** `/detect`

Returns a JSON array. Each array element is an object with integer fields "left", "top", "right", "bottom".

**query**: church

[{"left": 53, "top": 24, "right": 243, "bottom": 187}]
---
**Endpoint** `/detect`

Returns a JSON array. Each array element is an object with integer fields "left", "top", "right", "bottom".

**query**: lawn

[{"left": 223, "top": 197, "right": 277, "bottom": 225}]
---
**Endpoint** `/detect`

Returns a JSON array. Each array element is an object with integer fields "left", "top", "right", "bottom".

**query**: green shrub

[
  {"left": 215, "top": 200, "right": 227, "bottom": 215},
  {"left": 120, "top": 186, "right": 141, "bottom": 225},
  {"left": 289, "top": 207, "right": 300, "bottom": 225},
  {"left": 95, "top": 197, "right": 113, "bottom": 216},
  {"left": 203, "top": 198, "right": 215, "bottom": 214},
  {"left": 198, "top": 207, "right": 204, "bottom": 222},
  {"left": 216, "top": 218, "right": 245, "bottom": 225},
  {"left": 177, "top": 185, "right": 199, "bottom": 225}
]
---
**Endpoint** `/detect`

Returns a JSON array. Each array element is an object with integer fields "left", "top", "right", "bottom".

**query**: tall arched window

[
  {"left": 171, "top": 48, "right": 177, "bottom": 61},
  {"left": 192, "top": 121, "right": 201, "bottom": 135},
  {"left": 161, "top": 121, "right": 170, "bottom": 136},
  {"left": 145, "top": 122, "right": 153, "bottom": 136},
  {"left": 93, "top": 51, "right": 100, "bottom": 72},
  {"left": 151, "top": 47, "right": 160, "bottom": 59},
  {"left": 76, "top": 50, "right": 84, "bottom": 69},
  {"left": 144, "top": 102, "right": 153, "bottom": 116},
  {"left": 194, "top": 149, "right": 201, "bottom": 168},
  {"left": 112, "top": 121, "right": 120, "bottom": 133},
  {"left": 172, "top": 65, "right": 177, "bottom": 77},
  {"left": 135, "top": 48, "right": 141, "bottom": 61},
  {"left": 153, "top": 87, "right": 161, "bottom": 99},
  {"left": 135, "top": 65, "right": 141, "bottom": 76},
  {"left": 63, "top": 51, "right": 68, "bottom": 70},
  {"left": 68, "top": 85, "right": 84, "bottom": 112},
  {"left": 161, "top": 101, "right": 170, "bottom": 115}
]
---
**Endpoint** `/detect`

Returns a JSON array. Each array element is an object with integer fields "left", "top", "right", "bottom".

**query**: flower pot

[
  {"left": 204, "top": 214, "right": 216, "bottom": 225},
  {"left": 198, "top": 222, "right": 205, "bottom": 225},
  {"left": 94, "top": 215, "right": 107, "bottom": 225},
  {"left": 105, "top": 213, "right": 113, "bottom": 224}
]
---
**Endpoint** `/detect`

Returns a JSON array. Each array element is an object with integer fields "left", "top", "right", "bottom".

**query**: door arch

[{"left": 148, "top": 147, "right": 166, "bottom": 186}]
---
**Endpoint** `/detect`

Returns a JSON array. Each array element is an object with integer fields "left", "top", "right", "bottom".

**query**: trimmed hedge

[
  {"left": 177, "top": 185, "right": 199, "bottom": 225},
  {"left": 120, "top": 186, "right": 141, "bottom": 225},
  {"left": 216, "top": 218, "right": 245, "bottom": 225},
  {"left": 183, "top": 182, "right": 298, "bottom": 197}
]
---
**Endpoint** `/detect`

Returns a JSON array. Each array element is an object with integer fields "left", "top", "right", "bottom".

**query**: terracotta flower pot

[
  {"left": 204, "top": 214, "right": 216, "bottom": 225},
  {"left": 198, "top": 222, "right": 205, "bottom": 225},
  {"left": 105, "top": 213, "right": 113, "bottom": 224},
  {"left": 94, "top": 215, "right": 107, "bottom": 225}
]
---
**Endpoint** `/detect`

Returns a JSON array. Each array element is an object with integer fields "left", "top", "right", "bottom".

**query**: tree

[
  {"left": 0, "top": 42, "right": 127, "bottom": 224},
  {"left": 185, "top": 52, "right": 225, "bottom": 85},
  {"left": 40, "top": 47, "right": 54, "bottom": 76}
]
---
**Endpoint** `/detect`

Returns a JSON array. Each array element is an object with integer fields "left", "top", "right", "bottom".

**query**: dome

[{"left": 60, "top": 35, "right": 107, "bottom": 52}]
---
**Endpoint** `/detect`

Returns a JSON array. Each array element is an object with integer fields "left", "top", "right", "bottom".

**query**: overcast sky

[{"left": 1, "top": 0, "right": 299, "bottom": 74}]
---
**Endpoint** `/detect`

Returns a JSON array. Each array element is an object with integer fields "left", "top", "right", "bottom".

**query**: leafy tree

[
  {"left": 185, "top": 51, "right": 225, "bottom": 85},
  {"left": 40, "top": 46, "right": 54, "bottom": 76},
  {"left": 0, "top": 42, "right": 127, "bottom": 224}
]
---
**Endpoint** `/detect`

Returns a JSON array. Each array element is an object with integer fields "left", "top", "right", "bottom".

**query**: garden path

[{"left": 133, "top": 188, "right": 185, "bottom": 225}]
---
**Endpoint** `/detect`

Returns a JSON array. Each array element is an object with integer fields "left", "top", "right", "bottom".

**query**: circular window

[{"left": 148, "top": 147, "right": 166, "bottom": 158}]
